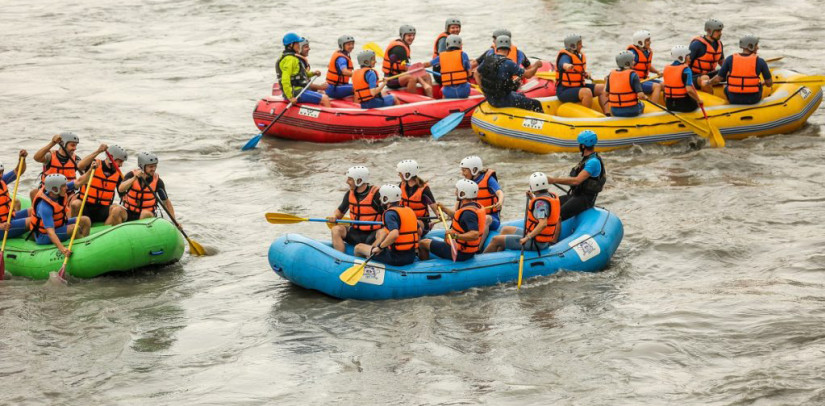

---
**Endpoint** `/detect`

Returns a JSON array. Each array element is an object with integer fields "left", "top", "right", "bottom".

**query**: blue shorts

[
  {"left": 429, "top": 239, "right": 475, "bottom": 262},
  {"left": 361, "top": 95, "right": 395, "bottom": 109},
  {"left": 557, "top": 84, "right": 596, "bottom": 103},
  {"left": 297, "top": 90, "right": 324, "bottom": 105},
  {"left": 503, "top": 228, "right": 551, "bottom": 251},
  {"left": 611, "top": 101, "right": 645, "bottom": 117},
  {"left": 326, "top": 84, "right": 353, "bottom": 99},
  {"left": 488, "top": 213, "right": 500, "bottom": 232},
  {"left": 641, "top": 79, "right": 660, "bottom": 94},
  {"left": 6, "top": 211, "right": 29, "bottom": 238},
  {"left": 725, "top": 89, "right": 762, "bottom": 105},
  {"left": 442, "top": 83, "right": 471, "bottom": 99},
  {"left": 35, "top": 217, "right": 77, "bottom": 245}
]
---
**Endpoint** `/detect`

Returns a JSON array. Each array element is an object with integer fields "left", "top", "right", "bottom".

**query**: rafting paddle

[
  {"left": 56, "top": 162, "right": 97, "bottom": 280},
  {"left": 339, "top": 252, "right": 378, "bottom": 286},
  {"left": 436, "top": 206, "right": 457, "bottom": 262},
  {"left": 265, "top": 212, "right": 382, "bottom": 227},
  {"left": 145, "top": 182, "right": 206, "bottom": 256},
  {"left": 242, "top": 76, "right": 319, "bottom": 151},
  {"left": 647, "top": 100, "right": 724, "bottom": 148},
  {"left": 1, "top": 156, "right": 25, "bottom": 280},
  {"left": 364, "top": 42, "right": 385, "bottom": 59},
  {"left": 517, "top": 194, "right": 530, "bottom": 290},
  {"left": 698, "top": 104, "right": 725, "bottom": 147},
  {"left": 431, "top": 97, "right": 487, "bottom": 140}
]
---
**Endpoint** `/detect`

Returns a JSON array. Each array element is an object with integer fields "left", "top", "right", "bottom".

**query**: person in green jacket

[{"left": 277, "top": 32, "right": 331, "bottom": 107}]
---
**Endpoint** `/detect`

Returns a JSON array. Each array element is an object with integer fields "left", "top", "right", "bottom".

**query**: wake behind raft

[{"left": 268, "top": 207, "right": 623, "bottom": 300}]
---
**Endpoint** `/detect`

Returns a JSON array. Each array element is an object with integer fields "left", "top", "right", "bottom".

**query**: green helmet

[
  {"left": 356, "top": 50, "right": 375, "bottom": 67},
  {"left": 739, "top": 34, "right": 759, "bottom": 51}
]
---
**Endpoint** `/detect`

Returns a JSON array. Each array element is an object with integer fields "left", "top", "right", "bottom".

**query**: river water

[{"left": 2, "top": 0, "right": 825, "bottom": 404}]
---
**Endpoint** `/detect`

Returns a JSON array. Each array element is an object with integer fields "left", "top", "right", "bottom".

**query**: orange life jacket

[
  {"left": 488, "top": 45, "right": 520, "bottom": 64},
  {"left": 663, "top": 63, "right": 689, "bottom": 99},
  {"left": 79, "top": 159, "right": 122, "bottom": 206},
  {"left": 326, "top": 50, "right": 353, "bottom": 86},
  {"left": 475, "top": 170, "right": 500, "bottom": 214},
  {"left": 439, "top": 50, "right": 469, "bottom": 86},
  {"left": 690, "top": 36, "right": 723, "bottom": 75},
  {"left": 383, "top": 40, "right": 410, "bottom": 76},
  {"left": 627, "top": 44, "right": 652, "bottom": 79},
  {"left": 28, "top": 190, "right": 67, "bottom": 234},
  {"left": 348, "top": 186, "right": 381, "bottom": 231},
  {"left": 383, "top": 205, "right": 419, "bottom": 252},
  {"left": 525, "top": 194, "right": 561, "bottom": 244},
  {"left": 400, "top": 182, "right": 430, "bottom": 218},
  {"left": 40, "top": 151, "right": 77, "bottom": 184},
  {"left": 556, "top": 49, "right": 587, "bottom": 88},
  {"left": 607, "top": 69, "right": 639, "bottom": 109},
  {"left": 0, "top": 179, "right": 11, "bottom": 223},
  {"left": 726, "top": 53, "right": 761, "bottom": 94},
  {"left": 450, "top": 201, "right": 486, "bottom": 254},
  {"left": 432, "top": 32, "right": 449, "bottom": 59},
  {"left": 352, "top": 68, "right": 377, "bottom": 103},
  {"left": 122, "top": 170, "right": 159, "bottom": 214}
]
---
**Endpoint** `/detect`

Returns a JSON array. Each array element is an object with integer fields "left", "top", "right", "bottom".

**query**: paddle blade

[
  {"left": 431, "top": 112, "right": 465, "bottom": 140},
  {"left": 364, "top": 42, "right": 385, "bottom": 59},
  {"left": 517, "top": 254, "right": 524, "bottom": 289},
  {"left": 57, "top": 264, "right": 67, "bottom": 280},
  {"left": 708, "top": 126, "right": 725, "bottom": 148},
  {"left": 535, "top": 72, "right": 556, "bottom": 81},
  {"left": 265, "top": 213, "right": 308, "bottom": 224},
  {"left": 241, "top": 133, "right": 263, "bottom": 151},
  {"left": 339, "top": 262, "right": 366, "bottom": 286},
  {"left": 0, "top": 255, "right": 5, "bottom": 281},
  {"left": 406, "top": 63, "right": 426, "bottom": 78},
  {"left": 188, "top": 239, "right": 207, "bottom": 256}
]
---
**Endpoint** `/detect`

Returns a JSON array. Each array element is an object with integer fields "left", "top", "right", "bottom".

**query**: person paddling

[
  {"left": 72, "top": 144, "right": 128, "bottom": 225},
  {"left": 119, "top": 152, "right": 176, "bottom": 222},
  {"left": 419, "top": 179, "right": 485, "bottom": 261},
  {"left": 325, "top": 35, "right": 356, "bottom": 100},
  {"left": 556, "top": 34, "right": 606, "bottom": 109},
  {"left": 471, "top": 29, "right": 532, "bottom": 70},
  {"left": 353, "top": 184, "right": 419, "bottom": 266},
  {"left": 327, "top": 166, "right": 384, "bottom": 253},
  {"left": 459, "top": 156, "right": 504, "bottom": 244},
  {"left": 689, "top": 19, "right": 725, "bottom": 93},
  {"left": 0, "top": 150, "right": 30, "bottom": 238},
  {"left": 484, "top": 172, "right": 560, "bottom": 253},
  {"left": 709, "top": 35, "right": 772, "bottom": 105},
  {"left": 663, "top": 45, "right": 704, "bottom": 112},
  {"left": 627, "top": 30, "right": 663, "bottom": 102},
  {"left": 29, "top": 171, "right": 94, "bottom": 256},
  {"left": 430, "top": 35, "right": 471, "bottom": 99},
  {"left": 604, "top": 50, "right": 647, "bottom": 117},
  {"left": 546, "top": 131, "right": 606, "bottom": 220},
  {"left": 383, "top": 25, "right": 434, "bottom": 97},
  {"left": 277, "top": 32, "right": 331, "bottom": 107},
  {"left": 30, "top": 132, "right": 80, "bottom": 201},
  {"left": 431, "top": 17, "right": 462, "bottom": 86},
  {"left": 352, "top": 50, "right": 399, "bottom": 108},
  {"left": 475, "top": 35, "right": 543, "bottom": 112},
  {"left": 396, "top": 159, "right": 438, "bottom": 237}
]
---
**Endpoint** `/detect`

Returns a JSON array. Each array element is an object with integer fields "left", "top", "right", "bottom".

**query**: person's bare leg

[
  {"left": 418, "top": 239, "right": 431, "bottom": 260},
  {"left": 353, "top": 243, "right": 372, "bottom": 258},
  {"left": 331, "top": 225, "right": 347, "bottom": 252}
]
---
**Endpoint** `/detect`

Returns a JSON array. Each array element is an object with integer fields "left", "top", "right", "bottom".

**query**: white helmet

[
  {"left": 396, "top": 159, "right": 419, "bottom": 181},
  {"left": 455, "top": 179, "right": 479, "bottom": 200},
  {"left": 378, "top": 184, "right": 402, "bottom": 204},
  {"left": 671, "top": 45, "right": 691, "bottom": 63},
  {"left": 632, "top": 30, "right": 651, "bottom": 47},
  {"left": 44, "top": 173, "right": 67, "bottom": 194},
  {"left": 459, "top": 155, "right": 483, "bottom": 176},
  {"left": 529, "top": 172, "right": 550, "bottom": 192},
  {"left": 345, "top": 166, "right": 369, "bottom": 187}
]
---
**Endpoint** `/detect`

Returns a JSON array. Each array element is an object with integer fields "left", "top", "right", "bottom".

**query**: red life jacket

[
  {"left": 383, "top": 205, "right": 419, "bottom": 252},
  {"left": 400, "top": 182, "right": 430, "bottom": 218},
  {"left": 663, "top": 63, "right": 689, "bottom": 99},
  {"left": 475, "top": 170, "right": 500, "bottom": 214},
  {"left": 122, "top": 170, "right": 159, "bottom": 214},
  {"left": 607, "top": 69, "right": 639, "bottom": 109},
  {"left": 726, "top": 53, "right": 761, "bottom": 94},
  {"left": 28, "top": 190, "right": 68, "bottom": 234},
  {"left": 556, "top": 49, "right": 587, "bottom": 88},
  {"left": 690, "top": 36, "right": 723, "bottom": 75},
  {"left": 525, "top": 194, "right": 561, "bottom": 244},
  {"left": 326, "top": 50, "right": 353, "bottom": 86},
  {"left": 627, "top": 44, "right": 652, "bottom": 79},
  {"left": 352, "top": 68, "right": 377, "bottom": 103},
  {"left": 0, "top": 178, "right": 11, "bottom": 223},
  {"left": 79, "top": 159, "right": 122, "bottom": 206},
  {"left": 382, "top": 40, "right": 411, "bottom": 76},
  {"left": 348, "top": 186, "right": 381, "bottom": 231},
  {"left": 450, "top": 201, "right": 486, "bottom": 254},
  {"left": 439, "top": 50, "right": 469, "bottom": 87}
]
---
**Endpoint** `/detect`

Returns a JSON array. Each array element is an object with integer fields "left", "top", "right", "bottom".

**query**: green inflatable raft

[{"left": 3, "top": 199, "right": 185, "bottom": 279}]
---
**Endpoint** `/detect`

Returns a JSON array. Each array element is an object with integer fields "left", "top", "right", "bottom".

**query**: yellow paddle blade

[
  {"left": 535, "top": 72, "right": 556, "bottom": 81},
  {"left": 708, "top": 124, "right": 725, "bottom": 148},
  {"left": 363, "top": 42, "right": 385, "bottom": 59},
  {"left": 339, "top": 262, "right": 366, "bottom": 285},
  {"left": 265, "top": 213, "right": 309, "bottom": 224},
  {"left": 765, "top": 56, "right": 783, "bottom": 63},
  {"left": 517, "top": 254, "right": 524, "bottom": 289},
  {"left": 188, "top": 238, "right": 207, "bottom": 256}
]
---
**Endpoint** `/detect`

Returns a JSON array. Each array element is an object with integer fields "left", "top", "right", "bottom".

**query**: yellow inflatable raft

[{"left": 471, "top": 69, "right": 823, "bottom": 153}]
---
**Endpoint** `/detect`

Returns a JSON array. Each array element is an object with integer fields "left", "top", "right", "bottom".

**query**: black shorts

[
  {"left": 430, "top": 239, "right": 475, "bottom": 262},
  {"left": 127, "top": 210, "right": 155, "bottom": 222},
  {"left": 560, "top": 193, "right": 596, "bottom": 221},
  {"left": 85, "top": 203, "right": 112, "bottom": 223},
  {"left": 373, "top": 248, "right": 416, "bottom": 266},
  {"left": 666, "top": 97, "right": 698, "bottom": 113},
  {"left": 344, "top": 228, "right": 377, "bottom": 246},
  {"left": 386, "top": 78, "right": 402, "bottom": 89},
  {"left": 692, "top": 70, "right": 719, "bottom": 87}
]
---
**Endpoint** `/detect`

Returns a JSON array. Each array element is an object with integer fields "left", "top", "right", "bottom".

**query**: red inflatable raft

[{"left": 253, "top": 65, "right": 556, "bottom": 143}]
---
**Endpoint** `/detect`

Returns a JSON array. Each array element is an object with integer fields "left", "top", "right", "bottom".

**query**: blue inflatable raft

[{"left": 268, "top": 207, "right": 623, "bottom": 300}]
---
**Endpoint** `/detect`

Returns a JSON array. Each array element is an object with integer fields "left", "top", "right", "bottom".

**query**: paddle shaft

[
  {"left": 260, "top": 76, "right": 319, "bottom": 136},
  {"left": 1, "top": 157, "right": 25, "bottom": 251},
  {"left": 646, "top": 100, "right": 708, "bottom": 133},
  {"left": 58, "top": 161, "right": 97, "bottom": 277},
  {"left": 385, "top": 67, "right": 425, "bottom": 82},
  {"left": 517, "top": 194, "right": 530, "bottom": 289}
]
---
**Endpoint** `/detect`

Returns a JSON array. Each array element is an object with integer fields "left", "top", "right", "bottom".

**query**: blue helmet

[
  {"left": 577, "top": 130, "right": 598, "bottom": 147},
  {"left": 282, "top": 32, "right": 302, "bottom": 47}
]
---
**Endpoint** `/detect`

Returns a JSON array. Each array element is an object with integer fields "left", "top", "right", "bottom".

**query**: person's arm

[
  {"left": 336, "top": 57, "right": 353, "bottom": 77},
  {"left": 559, "top": 54, "right": 574, "bottom": 72},
  {"left": 155, "top": 179, "right": 175, "bottom": 217},
  {"left": 14, "top": 149, "right": 28, "bottom": 177},
  {"left": 632, "top": 72, "right": 646, "bottom": 100},
  {"left": 372, "top": 212, "right": 399, "bottom": 251},
  {"left": 436, "top": 37, "right": 448, "bottom": 54},
  {"left": 34, "top": 135, "right": 63, "bottom": 164},
  {"left": 689, "top": 40, "right": 703, "bottom": 65},
  {"left": 488, "top": 176, "right": 504, "bottom": 209},
  {"left": 118, "top": 172, "right": 139, "bottom": 195},
  {"left": 430, "top": 56, "right": 440, "bottom": 69},
  {"left": 520, "top": 51, "right": 531, "bottom": 69},
  {"left": 422, "top": 187, "right": 438, "bottom": 216},
  {"left": 367, "top": 71, "right": 387, "bottom": 97},
  {"left": 523, "top": 60, "right": 541, "bottom": 79},
  {"left": 682, "top": 69, "right": 703, "bottom": 104},
  {"left": 649, "top": 51, "right": 661, "bottom": 75},
  {"left": 73, "top": 161, "right": 97, "bottom": 188},
  {"left": 78, "top": 144, "right": 107, "bottom": 171},
  {"left": 327, "top": 193, "right": 349, "bottom": 222},
  {"left": 708, "top": 57, "right": 731, "bottom": 86},
  {"left": 279, "top": 57, "right": 300, "bottom": 102},
  {"left": 436, "top": 202, "right": 456, "bottom": 219},
  {"left": 448, "top": 211, "right": 480, "bottom": 241},
  {"left": 521, "top": 201, "right": 549, "bottom": 244},
  {"left": 551, "top": 157, "right": 600, "bottom": 186},
  {"left": 758, "top": 58, "right": 772, "bottom": 87}
]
